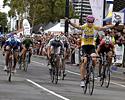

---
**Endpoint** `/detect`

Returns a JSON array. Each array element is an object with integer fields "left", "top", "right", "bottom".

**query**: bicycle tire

[
  {"left": 104, "top": 64, "right": 110, "bottom": 88},
  {"left": 88, "top": 66, "right": 95, "bottom": 95},
  {"left": 83, "top": 80, "right": 88, "bottom": 94},
  {"left": 100, "top": 65, "right": 105, "bottom": 87},
  {"left": 55, "top": 67, "right": 58, "bottom": 84},
  {"left": 24, "top": 52, "right": 29, "bottom": 72},
  {"left": 51, "top": 67, "right": 55, "bottom": 83},
  {"left": 8, "top": 59, "right": 12, "bottom": 82}
]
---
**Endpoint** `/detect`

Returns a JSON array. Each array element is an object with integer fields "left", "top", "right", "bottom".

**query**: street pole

[
  {"left": 103, "top": 0, "right": 106, "bottom": 25},
  {"left": 79, "top": 0, "right": 83, "bottom": 64},
  {"left": 80, "top": 0, "right": 83, "bottom": 25},
  {"left": 65, "top": 0, "right": 69, "bottom": 36}
]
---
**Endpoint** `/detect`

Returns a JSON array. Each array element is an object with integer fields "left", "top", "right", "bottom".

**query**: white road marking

[
  {"left": 32, "top": 60, "right": 125, "bottom": 88},
  {"left": 110, "top": 81, "right": 125, "bottom": 88},
  {"left": 66, "top": 70, "right": 80, "bottom": 76},
  {"left": 32, "top": 61, "right": 44, "bottom": 66},
  {"left": 26, "top": 79, "right": 70, "bottom": 100}
]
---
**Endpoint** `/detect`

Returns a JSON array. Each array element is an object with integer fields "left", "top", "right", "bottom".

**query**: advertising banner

[
  {"left": 112, "top": 12, "right": 124, "bottom": 25},
  {"left": 23, "top": 19, "right": 31, "bottom": 35},
  {"left": 89, "top": 0, "right": 104, "bottom": 26}
]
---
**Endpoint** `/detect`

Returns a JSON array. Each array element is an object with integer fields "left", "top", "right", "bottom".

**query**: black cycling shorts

[{"left": 82, "top": 45, "right": 96, "bottom": 55}]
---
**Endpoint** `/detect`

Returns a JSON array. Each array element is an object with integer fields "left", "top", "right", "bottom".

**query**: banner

[
  {"left": 23, "top": 19, "right": 31, "bottom": 35},
  {"left": 89, "top": 0, "right": 104, "bottom": 26},
  {"left": 113, "top": 44, "right": 124, "bottom": 64},
  {"left": 112, "top": 12, "right": 124, "bottom": 25}
]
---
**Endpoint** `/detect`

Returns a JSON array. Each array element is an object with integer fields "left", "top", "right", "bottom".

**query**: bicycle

[
  {"left": 18, "top": 49, "right": 30, "bottom": 72},
  {"left": 23, "top": 49, "right": 30, "bottom": 72},
  {"left": 82, "top": 54, "right": 95, "bottom": 95},
  {"left": 99, "top": 52, "right": 115, "bottom": 88},
  {"left": 49, "top": 53, "right": 61, "bottom": 84},
  {"left": 7, "top": 48, "right": 14, "bottom": 82},
  {"left": 59, "top": 55, "right": 66, "bottom": 80}
]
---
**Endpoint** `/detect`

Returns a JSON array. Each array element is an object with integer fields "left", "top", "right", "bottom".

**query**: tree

[
  {"left": 3, "top": 0, "right": 75, "bottom": 27},
  {"left": 0, "top": 12, "right": 8, "bottom": 33}
]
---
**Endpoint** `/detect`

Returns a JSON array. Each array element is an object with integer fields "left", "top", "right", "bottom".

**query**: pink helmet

[{"left": 86, "top": 15, "right": 95, "bottom": 22}]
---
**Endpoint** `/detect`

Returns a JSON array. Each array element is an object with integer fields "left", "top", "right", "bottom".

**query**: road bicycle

[
  {"left": 49, "top": 52, "right": 62, "bottom": 84},
  {"left": 18, "top": 49, "right": 30, "bottom": 72},
  {"left": 7, "top": 48, "right": 14, "bottom": 82},
  {"left": 82, "top": 54, "right": 95, "bottom": 95},
  {"left": 99, "top": 52, "right": 115, "bottom": 88},
  {"left": 24, "top": 49, "right": 30, "bottom": 71}
]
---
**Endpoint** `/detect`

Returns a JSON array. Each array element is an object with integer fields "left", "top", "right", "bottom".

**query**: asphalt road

[{"left": 0, "top": 53, "right": 125, "bottom": 100}]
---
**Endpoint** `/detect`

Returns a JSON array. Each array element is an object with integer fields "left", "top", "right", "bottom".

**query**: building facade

[{"left": 72, "top": 0, "right": 92, "bottom": 24}]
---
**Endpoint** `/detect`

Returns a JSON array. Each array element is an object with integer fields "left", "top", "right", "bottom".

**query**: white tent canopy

[{"left": 45, "top": 23, "right": 71, "bottom": 33}]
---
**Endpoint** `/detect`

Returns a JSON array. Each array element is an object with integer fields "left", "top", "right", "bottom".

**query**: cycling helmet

[
  {"left": 9, "top": 37, "right": 17, "bottom": 46},
  {"left": 86, "top": 15, "right": 95, "bottom": 22},
  {"left": 104, "top": 36, "right": 111, "bottom": 44},
  {"left": 55, "top": 35, "right": 61, "bottom": 41}
]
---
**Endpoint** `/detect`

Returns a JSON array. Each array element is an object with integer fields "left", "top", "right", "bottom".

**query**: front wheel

[
  {"left": 88, "top": 66, "right": 95, "bottom": 95},
  {"left": 104, "top": 64, "right": 110, "bottom": 88}
]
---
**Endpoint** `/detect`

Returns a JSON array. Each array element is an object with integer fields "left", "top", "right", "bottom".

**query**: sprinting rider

[
  {"left": 97, "top": 36, "right": 115, "bottom": 78},
  {"left": 2, "top": 33, "right": 21, "bottom": 73},
  {"left": 20, "top": 35, "right": 33, "bottom": 65},
  {"left": 60, "top": 32, "right": 70, "bottom": 76},
  {"left": 47, "top": 34, "right": 64, "bottom": 75},
  {"left": 66, "top": 15, "right": 117, "bottom": 87}
]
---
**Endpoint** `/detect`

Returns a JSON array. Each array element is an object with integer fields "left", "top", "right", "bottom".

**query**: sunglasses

[{"left": 87, "top": 21, "right": 94, "bottom": 23}]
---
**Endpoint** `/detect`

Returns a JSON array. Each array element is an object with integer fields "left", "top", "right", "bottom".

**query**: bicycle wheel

[
  {"left": 18, "top": 56, "right": 22, "bottom": 70},
  {"left": 88, "top": 66, "right": 95, "bottom": 95},
  {"left": 104, "top": 64, "right": 110, "bottom": 88},
  {"left": 50, "top": 67, "right": 55, "bottom": 83},
  {"left": 24, "top": 52, "right": 29, "bottom": 72},
  {"left": 62, "top": 60, "right": 66, "bottom": 80},
  {"left": 8, "top": 59, "right": 12, "bottom": 82},
  {"left": 83, "top": 79, "right": 88, "bottom": 94},
  {"left": 54, "top": 67, "right": 58, "bottom": 84},
  {"left": 100, "top": 65, "right": 105, "bottom": 87}
]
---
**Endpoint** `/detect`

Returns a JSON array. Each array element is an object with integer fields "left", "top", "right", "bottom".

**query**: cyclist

[
  {"left": 47, "top": 34, "right": 64, "bottom": 75},
  {"left": 66, "top": 15, "right": 117, "bottom": 87},
  {"left": 2, "top": 33, "right": 21, "bottom": 73},
  {"left": 60, "top": 32, "right": 70, "bottom": 76},
  {"left": 96, "top": 36, "right": 115, "bottom": 78},
  {"left": 20, "top": 35, "right": 33, "bottom": 65}
]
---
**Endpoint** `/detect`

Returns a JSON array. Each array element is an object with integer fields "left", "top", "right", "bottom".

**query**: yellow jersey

[{"left": 81, "top": 24, "right": 99, "bottom": 46}]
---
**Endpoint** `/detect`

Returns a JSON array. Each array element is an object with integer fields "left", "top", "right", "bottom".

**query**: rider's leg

[
  {"left": 91, "top": 53, "right": 97, "bottom": 67},
  {"left": 80, "top": 57, "right": 87, "bottom": 87},
  {"left": 4, "top": 46, "right": 10, "bottom": 71},
  {"left": 107, "top": 51, "right": 113, "bottom": 65},
  {"left": 29, "top": 48, "right": 32, "bottom": 63},
  {"left": 12, "top": 50, "right": 18, "bottom": 72},
  {"left": 21, "top": 47, "right": 27, "bottom": 65}
]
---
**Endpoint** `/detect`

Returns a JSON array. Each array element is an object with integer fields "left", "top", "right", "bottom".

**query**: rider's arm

[
  {"left": 69, "top": 21, "right": 83, "bottom": 30},
  {"left": 46, "top": 39, "right": 53, "bottom": 59},
  {"left": 93, "top": 25, "right": 115, "bottom": 31}
]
